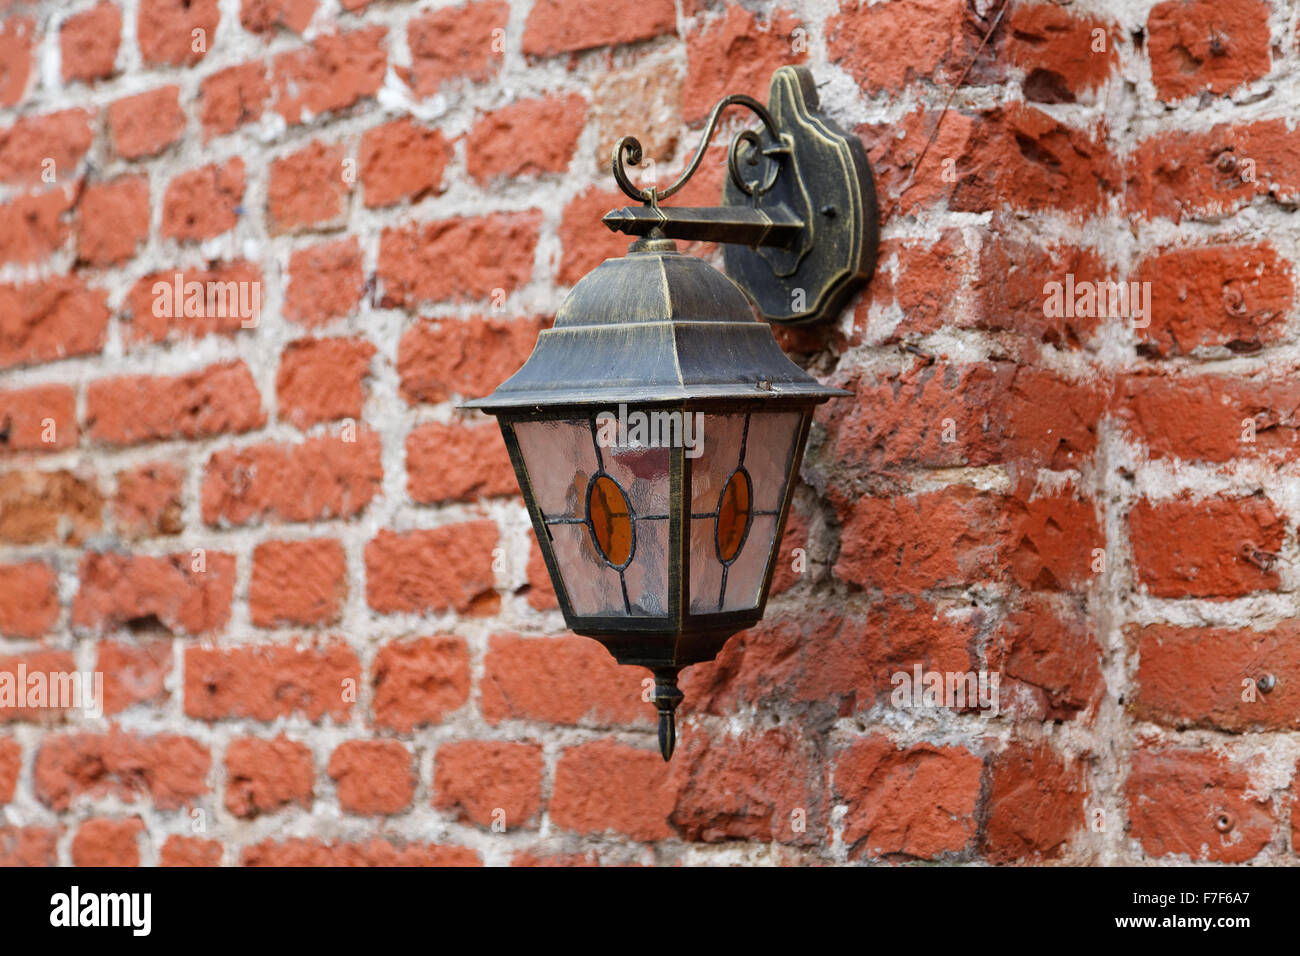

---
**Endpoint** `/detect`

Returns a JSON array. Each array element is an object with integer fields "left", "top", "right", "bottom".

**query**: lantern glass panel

[
  {"left": 513, "top": 416, "right": 672, "bottom": 618},
  {"left": 688, "top": 410, "right": 802, "bottom": 614}
]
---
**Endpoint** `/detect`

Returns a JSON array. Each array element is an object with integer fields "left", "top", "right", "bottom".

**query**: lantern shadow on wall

[{"left": 463, "top": 66, "right": 878, "bottom": 759}]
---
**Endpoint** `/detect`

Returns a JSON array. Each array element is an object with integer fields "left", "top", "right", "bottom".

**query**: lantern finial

[{"left": 651, "top": 669, "right": 683, "bottom": 761}]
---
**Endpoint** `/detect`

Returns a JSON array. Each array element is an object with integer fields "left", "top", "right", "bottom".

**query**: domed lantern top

[{"left": 462, "top": 66, "right": 877, "bottom": 758}]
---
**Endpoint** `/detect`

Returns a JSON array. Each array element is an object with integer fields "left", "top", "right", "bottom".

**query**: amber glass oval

[
  {"left": 588, "top": 475, "right": 633, "bottom": 567},
  {"left": 715, "top": 469, "right": 752, "bottom": 563}
]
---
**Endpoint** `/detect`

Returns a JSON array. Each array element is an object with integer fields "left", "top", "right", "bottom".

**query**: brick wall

[{"left": 1, "top": 0, "right": 1298, "bottom": 866}]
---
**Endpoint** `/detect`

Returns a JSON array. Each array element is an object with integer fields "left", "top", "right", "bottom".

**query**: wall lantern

[{"left": 464, "top": 67, "right": 878, "bottom": 759}]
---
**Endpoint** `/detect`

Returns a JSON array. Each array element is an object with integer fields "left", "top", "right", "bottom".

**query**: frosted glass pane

[
  {"left": 513, "top": 419, "right": 597, "bottom": 518},
  {"left": 601, "top": 442, "right": 671, "bottom": 517},
  {"left": 624, "top": 517, "right": 669, "bottom": 615},
  {"left": 722, "top": 514, "right": 776, "bottom": 611},
  {"left": 743, "top": 413, "right": 801, "bottom": 511},
  {"left": 689, "top": 516, "right": 725, "bottom": 613},
  {"left": 691, "top": 414, "right": 746, "bottom": 512},
  {"left": 549, "top": 523, "right": 623, "bottom": 615}
]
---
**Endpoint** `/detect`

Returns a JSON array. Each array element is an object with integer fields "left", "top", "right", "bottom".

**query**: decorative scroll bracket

[{"left": 603, "top": 65, "right": 879, "bottom": 326}]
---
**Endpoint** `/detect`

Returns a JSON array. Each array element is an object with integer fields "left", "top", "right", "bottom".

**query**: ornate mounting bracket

[{"left": 603, "top": 65, "right": 879, "bottom": 326}]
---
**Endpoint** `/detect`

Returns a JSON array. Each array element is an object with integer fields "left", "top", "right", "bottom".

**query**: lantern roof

[{"left": 462, "top": 238, "right": 847, "bottom": 414}]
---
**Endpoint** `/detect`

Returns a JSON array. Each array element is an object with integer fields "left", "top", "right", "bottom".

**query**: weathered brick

[
  {"left": 35, "top": 730, "right": 210, "bottom": 809},
  {"left": 85, "top": 361, "right": 265, "bottom": 446},
  {"left": 225, "top": 734, "right": 314, "bottom": 818},
  {"left": 250, "top": 538, "right": 347, "bottom": 627},
  {"left": 60, "top": 4, "right": 120, "bottom": 84},
  {"left": 481, "top": 634, "right": 648, "bottom": 727},
  {"left": 271, "top": 26, "right": 386, "bottom": 124},
  {"left": 552, "top": 740, "right": 674, "bottom": 841},
  {"left": 162, "top": 159, "right": 245, "bottom": 241},
  {"left": 406, "top": 420, "right": 517, "bottom": 504},
  {"left": 72, "top": 550, "right": 235, "bottom": 635},
  {"left": 267, "top": 140, "right": 349, "bottom": 233},
  {"left": 466, "top": 95, "right": 586, "bottom": 183},
  {"left": 522, "top": 0, "right": 676, "bottom": 57},
  {"left": 328, "top": 740, "right": 413, "bottom": 815},
  {"left": 285, "top": 238, "right": 365, "bottom": 326},
  {"left": 108, "top": 86, "right": 184, "bottom": 159},
  {"left": 184, "top": 641, "right": 358, "bottom": 722},
  {"left": 371, "top": 636, "right": 470, "bottom": 732},
  {"left": 0, "top": 563, "right": 58, "bottom": 638},
  {"left": 433, "top": 740, "right": 544, "bottom": 829},
  {"left": 0, "top": 278, "right": 109, "bottom": 369},
  {"left": 276, "top": 337, "right": 374, "bottom": 428},
  {"left": 397, "top": 315, "right": 547, "bottom": 404},
  {"left": 364, "top": 523, "right": 498, "bottom": 615},
  {"left": 359, "top": 118, "right": 450, "bottom": 208}
]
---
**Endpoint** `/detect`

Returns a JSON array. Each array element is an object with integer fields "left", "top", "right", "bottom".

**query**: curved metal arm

[{"left": 611, "top": 93, "right": 783, "bottom": 206}]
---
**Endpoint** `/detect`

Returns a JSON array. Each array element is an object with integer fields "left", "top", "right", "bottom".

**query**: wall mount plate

[{"left": 603, "top": 65, "right": 879, "bottom": 326}]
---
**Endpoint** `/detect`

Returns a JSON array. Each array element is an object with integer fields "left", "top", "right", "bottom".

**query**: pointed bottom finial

[{"left": 651, "top": 669, "right": 683, "bottom": 761}]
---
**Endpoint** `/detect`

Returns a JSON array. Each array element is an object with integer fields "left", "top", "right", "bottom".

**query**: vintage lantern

[{"left": 464, "top": 66, "right": 878, "bottom": 758}]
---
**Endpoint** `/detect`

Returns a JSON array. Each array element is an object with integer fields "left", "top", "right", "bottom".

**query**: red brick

[
  {"left": 112, "top": 463, "right": 184, "bottom": 539},
  {"left": 398, "top": 315, "right": 547, "bottom": 404},
  {"left": 829, "top": 0, "right": 1002, "bottom": 97},
  {"left": 833, "top": 736, "right": 982, "bottom": 859},
  {"left": 0, "top": 277, "right": 109, "bottom": 369},
  {"left": 162, "top": 159, "right": 245, "bottom": 241},
  {"left": 62, "top": 5, "right": 122, "bottom": 84},
  {"left": 377, "top": 211, "right": 541, "bottom": 306},
  {"left": 670, "top": 728, "right": 822, "bottom": 845},
  {"left": 433, "top": 740, "right": 544, "bottom": 829},
  {"left": 241, "top": 0, "right": 317, "bottom": 35},
  {"left": 557, "top": 186, "right": 631, "bottom": 287},
  {"left": 0, "top": 187, "right": 75, "bottom": 265},
  {"left": 1007, "top": 3, "right": 1120, "bottom": 102},
  {"left": 35, "top": 730, "right": 210, "bottom": 809},
  {"left": 359, "top": 118, "right": 450, "bottom": 208},
  {"left": 276, "top": 337, "right": 374, "bottom": 428},
  {"left": 522, "top": 0, "right": 676, "bottom": 56},
  {"left": 108, "top": 86, "right": 185, "bottom": 159},
  {"left": 250, "top": 538, "right": 346, "bottom": 627},
  {"left": 160, "top": 835, "right": 222, "bottom": 866},
  {"left": 511, "top": 850, "right": 601, "bottom": 867},
  {"left": 1114, "top": 372, "right": 1300, "bottom": 463},
  {"left": 0, "top": 562, "right": 58, "bottom": 638},
  {"left": 1147, "top": 0, "right": 1271, "bottom": 103},
  {"left": 1131, "top": 244, "right": 1293, "bottom": 356},
  {"left": 199, "top": 61, "right": 270, "bottom": 139},
  {"left": 1127, "top": 746, "right": 1273, "bottom": 862},
  {"left": 466, "top": 95, "right": 585, "bottom": 183},
  {"left": 202, "top": 428, "right": 383, "bottom": 526},
  {"left": 95, "top": 640, "right": 172, "bottom": 715},
  {"left": 552, "top": 740, "right": 674, "bottom": 840},
  {"left": 0, "top": 470, "right": 103, "bottom": 545},
  {"left": 834, "top": 486, "right": 1009, "bottom": 593},
  {"left": 267, "top": 140, "right": 349, "bottom": 233},
  {"left": 1130, "top": 495, "right": 1283, "bottom": 599},
  {"left": 0, "top": 826, "right": 59, "bottom": 866},
  {"left": 1132, "top": 622, "right": 1300, "bottom": 733},
  {"left": 184, "top": 640, "right": 359, "bottom": 722},
  {"left": 523, "top": 537, "right": 557, "bottom": 610},
  {"left": 364, "top": 523, "right": 498, "bottom": 615},
  {"left": 994, "top": 596, "right": 1104, "bottom": 722},
  {"left": 971, "top": 234, "right": 1114, "bottom": 347},
  {"left": 76, "top": 175, "right": 149, "bottom": 266},
  {"left": 684, "top": 5, "right": 803, "bottom": 123},
  {"left": 72, "top": 550, "right": 235, "bottom": 635},
  {"left": 687, "top": 603, "right": 981, "bottom": 719},
  {"left": 0, "top": 738, "right": 19, "bottom": 803},
  {"left": 285, "top": 237, "right": 365, "bottom": 326},
  {"left": 406, "top": 420, "right": 516, "bottom": 504},
  {"left": 371, "top": 636, "right": 470, "bottom": 732},
  {"left": 406, "top": 1, "right": 507, "bottom": 96},
  {"left": 1126, "top": 120, "right": 1300, "bottom": 222},
  {"left": 859, "top": 106, "right": 1116, "bottom": 220},
  {"left": 0, "top": 384, "right": 77, "bottom": 453},
  {"left": 242, "top": 837, "right": 479, "bottom": 866},
  {"left": 0, "top": 109, "right": 93, "bottom": 185},
  {"left": 328, "top": 740, "right": 413, "bottom": 815},
  {"left": 71, "top": 818, "right": 143, "bottom": 866},
  {"left": 225, "top": 734, "right": 314, "bottom": 818},
  {"left": 983, "top": 743, "right": 1085, "bottom": 863},
  {"left": 591, "top": 62, "right": 683, "bottom": 168},
  {"left": 270, "top": 26, "right": 386, "bottom": 125},
  {"left": 482, "top": 634, "right": 647, "bottom": 727},
  {"left": 122, "top": 262, "right": 263, "bottom": 345},
  {"left": 823, "top": 363, "right": 1104, "bottom": 472},
  {"left": 0, "top": 649, "right": 77, "bottom": 721},
  {"left": 138, "top": 0, "right": 219, "bottom": 66},
  {"left": 86, "top": 360, "right": 264, "bottom": 446},
  {"left": 1007, "top": 483, "right": 1102, "bottom": 592},
  {"left": 0, "top": 16, "right": 35, "bottom": 104}
]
